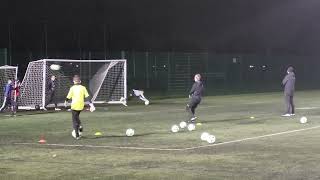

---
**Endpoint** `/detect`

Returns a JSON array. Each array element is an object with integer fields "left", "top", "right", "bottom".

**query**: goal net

[
  {"left": 0, "top": 65, "right": 18, "bottom": 104},
  {"left": 19, "top": 59, "right": 127, "bottom": 109}
]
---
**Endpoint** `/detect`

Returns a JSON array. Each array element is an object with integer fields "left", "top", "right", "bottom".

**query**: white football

[
  {"left": 171, "top": 125, "right": 179, "bottom": 133},
  {"left": 145, "top": 100, "right": 149, "bottom": 105},
  {"left": 50, "top": 64, "right": 61, "bottom": 71},
  {"left": 201, "top": 132, "right": 210, "bottom": 141},
  {"left": 187, "top": 123, "right": 196, "bottom": 131},
  {"left": 300, "top": 116, "right": 307, "bottom": 124},
  {"left": 207, "top": 135, "right": 216, "bottom": 144},
  {"left": 126, "top": 128, "right": 135, "bottom": 136},
  {"left": 179, "top": 121, "right": 187, "bottom": 129}
]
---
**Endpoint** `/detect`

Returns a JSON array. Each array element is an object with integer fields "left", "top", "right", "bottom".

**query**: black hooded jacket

[
  {"left": 282, "top": 72, "right": 295, "bottom": 96},
  {"left": 189, "top": 81, "right": 204, "bottom": 98}
]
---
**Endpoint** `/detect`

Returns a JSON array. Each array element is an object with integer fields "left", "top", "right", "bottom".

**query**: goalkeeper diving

[
  {"left": 128, "top": 89, "right": 150, "bottom": 105},
  {"left": 64, "top": 75, "right": 95, "bottom": 140}
]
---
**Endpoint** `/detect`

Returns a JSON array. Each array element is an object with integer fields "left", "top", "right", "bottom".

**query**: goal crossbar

[{"left": 35, "top": 59, "right": 126, "bottom": 63}]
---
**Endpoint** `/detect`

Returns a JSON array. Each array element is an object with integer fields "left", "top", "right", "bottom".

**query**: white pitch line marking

[
  {"left": 296, "top": 107, "right": 319, "bottom": 110},
  {"left": 14, "top": 125, "right": 320, "bottom": 151}
]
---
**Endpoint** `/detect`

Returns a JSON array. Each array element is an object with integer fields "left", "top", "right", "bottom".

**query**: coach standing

[{"left": 282, "top": 67, "right": 295, "bottom": 117}]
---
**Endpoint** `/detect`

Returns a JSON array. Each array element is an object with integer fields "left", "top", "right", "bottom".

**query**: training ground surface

[{"left": 1, "top": 91, "right": 320, "bottom": 180}]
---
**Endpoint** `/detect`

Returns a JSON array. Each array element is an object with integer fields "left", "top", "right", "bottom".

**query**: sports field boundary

[{"left": 14, "top": 125, "right": 320, "bottom": 151}]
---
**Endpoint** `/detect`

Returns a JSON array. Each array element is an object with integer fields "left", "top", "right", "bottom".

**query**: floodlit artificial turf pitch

[{"left": 1, "top": 91, "right": 320, "bottom": 179}]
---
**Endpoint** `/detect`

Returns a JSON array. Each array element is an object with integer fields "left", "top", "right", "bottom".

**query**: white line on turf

[
  {"left": 296, "top": 107, "right": 319, "bottom": 110},
  {"left": 14, "top": 125, "right": 320, "bottom": 151},
  {"left": 183, "top": 125, "right": 320, "bottom": 150},
  {"left": 14, "top": 142, "right": 182, "bottom": 151}
]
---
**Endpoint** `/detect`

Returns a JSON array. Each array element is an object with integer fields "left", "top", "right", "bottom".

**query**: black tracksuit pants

[
  {"left": 186, "top": 96, "right": 201, "bottom": 120},
  {"left": 45, "top": 90, "right": 58, "bottom": 108},
  {"left": 0, "top": 96, "right": 12, "bottom": 112},
  {"left": 72, "top": 110, "right": 81, "bottom": 137},
  {"left": 285, "top": 94, "right": 295, "bottom": 114}
]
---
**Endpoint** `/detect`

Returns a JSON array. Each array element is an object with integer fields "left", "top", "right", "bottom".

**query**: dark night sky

[{"left": 1, "top": 0, "right": 320, "bottom": 53}]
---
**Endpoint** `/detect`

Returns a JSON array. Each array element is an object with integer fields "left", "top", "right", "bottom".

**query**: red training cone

[{"left": 38, "top": 135, "right": 47, "bottom": 144}]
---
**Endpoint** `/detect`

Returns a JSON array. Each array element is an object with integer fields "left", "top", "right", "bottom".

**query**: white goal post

[
  {"left": 19, "top": 59, "right": 127, "bottom": 109},
  {"left": 0, "top": 65, "right": 18, "bottom": 104}
]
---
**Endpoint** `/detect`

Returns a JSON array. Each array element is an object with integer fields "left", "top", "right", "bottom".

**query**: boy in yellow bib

[{"left": 65, "top": 75, "right": 95, "bottom": 140}]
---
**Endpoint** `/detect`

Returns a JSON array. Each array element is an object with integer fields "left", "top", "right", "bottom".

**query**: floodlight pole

[
  {"left": 8, "top": 23, "right": 12, "bottom": 65},
  {"left": 44, "top": 22, "right": 48, "bottom": 58},
  {"left": 14, "top": 66, "right": 18, "bottom": 102}
]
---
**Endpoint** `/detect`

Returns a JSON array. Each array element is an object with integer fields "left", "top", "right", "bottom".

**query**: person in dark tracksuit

[
  {"left": 0, "top": 80, "right": 14, "bottom": 114},
  {"left": 186, "top": 74, "right": 204, "bottom": 123},
  {"left": 44, "top": 75, "right": 61, "bottom": 111},
  {"left": 282, "top": 67, "right": 295, "bottom": 117},
  {"left": 12, "top": 79, "right": 20, "bottom": 113}
]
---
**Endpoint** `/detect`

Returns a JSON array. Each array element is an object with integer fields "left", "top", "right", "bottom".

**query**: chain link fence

[{"left": 8, "top": 50, "right": 320, "bottom": 96}]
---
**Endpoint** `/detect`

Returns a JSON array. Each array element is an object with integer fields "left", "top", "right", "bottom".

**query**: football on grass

[
  {"left": 179, "top": 121, "right": 187, "bottom": 129},
  {"left": 206, "top": 135, "right": 216, "bottom": 144},
  {"left": 201, "top": 132, "right": 210, "bottom": 141},
  {"left": 300, "top": 116, "right": 307, "bottom": 124},
  {"left": 171, "top": 125, "right": 179, "bottom": 133},
  {"left": 126, "top": 128, "right": 135, "bottom": 136},
  {"left": 187, "top": 123, "right": 195, "bottom": 131}
]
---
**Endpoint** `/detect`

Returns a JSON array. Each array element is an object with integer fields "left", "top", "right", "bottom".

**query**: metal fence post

[
  {"left": 167, "top": 52, "right": 170, "bottom": 91},
  {"left": 133, "top": 50, "right": 136, "bottom": 78},
  {"left": 187, "top": 53, "right": 191, "bottom": 87},
  {"left": 146, "top": 52, "right": 149, "bottom": 88}
]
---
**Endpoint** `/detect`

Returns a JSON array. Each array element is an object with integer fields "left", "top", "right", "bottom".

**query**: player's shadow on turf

[
  {"left": 84, "top": 132, "right": 170, "bottom": 139},
  {"left": 201, "top": 117, "right": 246, "bottom": 123},
  {"left": 22, "top": 111, "right": 59, "bottom": 116},
  {"left": 201, "top": 117, "right": 267, "bottom": 124},
  {"left": 1, "top": 111, "right": 57, "bottom": 118}
]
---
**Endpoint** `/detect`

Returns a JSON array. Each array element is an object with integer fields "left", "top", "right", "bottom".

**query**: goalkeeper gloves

[
  {"left": 64, "top": 101, "right": 68, "bottom": 108},
  {"left": 89, "top": 103, "right": 95, "bottom": 112}
]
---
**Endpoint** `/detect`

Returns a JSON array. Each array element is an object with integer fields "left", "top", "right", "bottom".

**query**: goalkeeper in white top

[{"left": 128, "top": 89, "right": 150, "bottom": 105}]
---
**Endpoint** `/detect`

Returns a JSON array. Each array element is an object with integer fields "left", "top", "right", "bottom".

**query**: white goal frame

[
  {"left": 0, "top": 65, "right": 18, "bottom": 76},
  {"left": 0, "top": 65, "right": 18, "bottom": 102},
  {"left": 19, "top": 59, "right": 127, "bottom": 109}
]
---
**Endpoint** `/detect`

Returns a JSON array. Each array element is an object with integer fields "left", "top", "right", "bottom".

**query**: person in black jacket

[
  {"left": 282, "top": 67, "right": 295, "bottom": 117},
  {"left": 186, "top": 74, "right": 204, "bottom": 123},
  {"left": 44, "top": 75, "right": 61, "bottom": 111}
]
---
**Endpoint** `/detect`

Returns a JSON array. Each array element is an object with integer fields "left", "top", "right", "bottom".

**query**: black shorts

[{"left": 188, "top": 97, "right": 201, "bottom": 108}]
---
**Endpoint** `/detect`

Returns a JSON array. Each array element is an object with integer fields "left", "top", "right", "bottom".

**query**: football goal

[{"left": 19, "top": 59, "right": 127, "bottom": 109}]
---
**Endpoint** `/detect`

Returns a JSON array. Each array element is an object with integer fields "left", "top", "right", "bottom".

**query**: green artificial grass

[{"left": 1, "top": 91, "right": 320, "bottom": 180}]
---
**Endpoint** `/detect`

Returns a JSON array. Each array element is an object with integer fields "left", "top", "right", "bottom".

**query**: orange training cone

[{"left": 38, "top": 135, "right": 47, "bottom": 144}]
